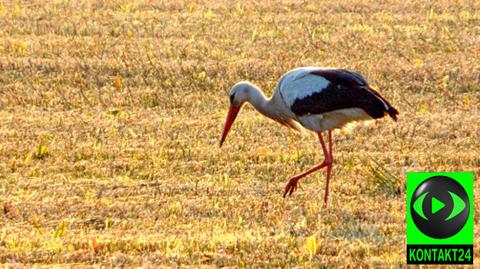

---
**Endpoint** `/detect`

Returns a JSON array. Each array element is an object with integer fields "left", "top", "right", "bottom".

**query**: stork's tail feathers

[
  {"left": 387, "top": 106, "right": 399, "bottom": 121},
  {"left": 367, "top": 86, "right": 399, "bottom": 121}
]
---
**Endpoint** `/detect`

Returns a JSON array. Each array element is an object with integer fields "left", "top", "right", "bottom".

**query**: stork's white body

[
  {"left": 274, "top": 67, "right": 373, "bottom": 132},
  {"left": 264, "top": 67, "right": 375, "bottom": 132}
]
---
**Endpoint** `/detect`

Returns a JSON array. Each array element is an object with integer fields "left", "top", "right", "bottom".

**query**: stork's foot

[{"left": 283, "top": 176, "right": 301, "bottom": 197}]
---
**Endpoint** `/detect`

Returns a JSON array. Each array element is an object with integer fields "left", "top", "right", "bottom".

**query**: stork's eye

[{"left": 229, "top": 93, "right": 236, "bottom": 104}]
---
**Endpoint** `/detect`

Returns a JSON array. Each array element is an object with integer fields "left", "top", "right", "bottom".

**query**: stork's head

[{"left": 219, "top": 82, "right": 253, "bottom": 147}]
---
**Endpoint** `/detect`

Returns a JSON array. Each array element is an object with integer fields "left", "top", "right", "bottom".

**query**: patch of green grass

[{"left": 366, "top": 158, "right": 403, "bottom": 197}]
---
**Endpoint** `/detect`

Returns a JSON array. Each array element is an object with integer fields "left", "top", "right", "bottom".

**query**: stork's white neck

[
  {"left": 242, "top": 83, "right": 276, "bottom": 119},
  {"left": 234, "top": 81, "right": 301, "bottom": 130}
]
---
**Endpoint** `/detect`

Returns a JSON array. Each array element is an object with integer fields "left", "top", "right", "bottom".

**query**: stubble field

[{"left": 0, "top": 0, "right": 479, "bottom": 267}]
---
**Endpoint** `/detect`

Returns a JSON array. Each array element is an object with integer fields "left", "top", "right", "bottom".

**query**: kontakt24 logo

[{"left": 406, "top": 172, "right": 474, "bottom": 264}]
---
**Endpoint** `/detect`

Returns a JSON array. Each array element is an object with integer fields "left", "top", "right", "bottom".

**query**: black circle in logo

[{"left": 410, "top": 176, "right": 469, "bottom": 239}]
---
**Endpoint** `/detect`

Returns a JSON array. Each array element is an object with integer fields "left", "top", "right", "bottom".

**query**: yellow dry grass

[{"left": 0, "top": 0, "right": 479, "bottom": 267}]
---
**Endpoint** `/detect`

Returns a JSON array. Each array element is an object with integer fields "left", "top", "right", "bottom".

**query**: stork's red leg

[
  {"left": 323, "top": 130, "right": 334, "bottom": 205},
  {"left": 283, "top": 132, "right": 333, "bottom": 198}
]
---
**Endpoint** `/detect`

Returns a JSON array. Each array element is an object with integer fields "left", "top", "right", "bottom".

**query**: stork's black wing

[
  {"left": 311, "top": 69, "right": 368, "bottom": 88},
  {"left": 290, "top": 69, "right": 398, "bottom": 120}
]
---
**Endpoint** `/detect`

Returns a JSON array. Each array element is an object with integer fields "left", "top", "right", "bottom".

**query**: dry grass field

[{"left": 0, "top": 0, "right": 479, "bottom": 267}]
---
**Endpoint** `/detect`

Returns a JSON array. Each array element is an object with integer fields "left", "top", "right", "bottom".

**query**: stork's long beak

[{"left": 220, "top": 106, "right": 241, "bottom": 147}]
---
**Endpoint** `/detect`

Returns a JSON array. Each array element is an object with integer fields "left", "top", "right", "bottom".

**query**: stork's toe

[{"left": 283, "top": 177, "right": 300, "bottom": 197}]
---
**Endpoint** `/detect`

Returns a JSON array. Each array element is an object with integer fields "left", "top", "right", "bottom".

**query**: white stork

[{"left": 219, "top": 67, "right": 398, "bottom": 204}]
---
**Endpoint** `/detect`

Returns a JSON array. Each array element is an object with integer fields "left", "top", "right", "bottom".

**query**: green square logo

[{"left": 406, "top": 172, "right": 474, "bottom": 264}]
